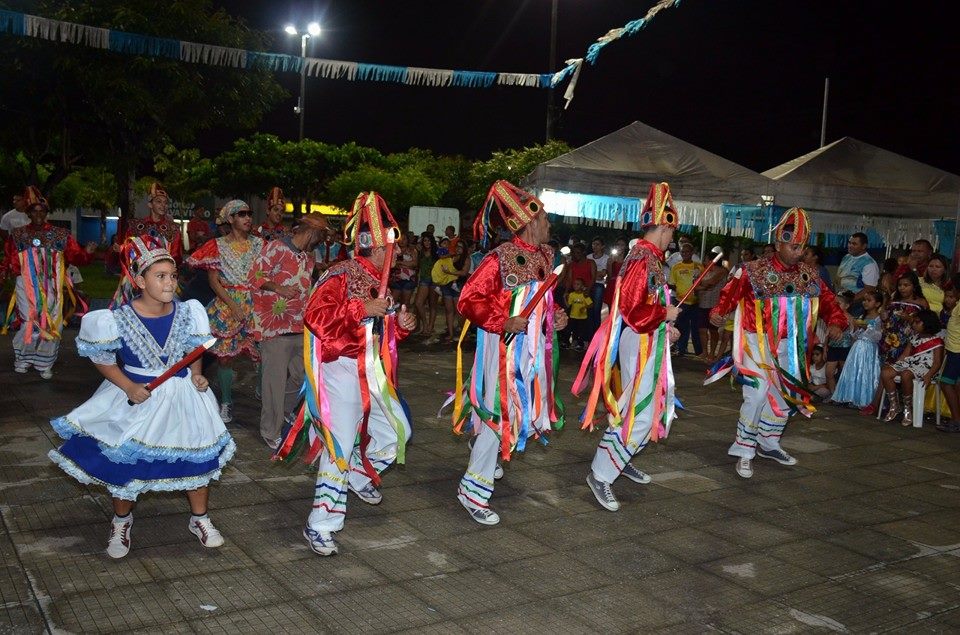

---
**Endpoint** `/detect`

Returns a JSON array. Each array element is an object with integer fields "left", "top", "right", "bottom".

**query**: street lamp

[{"left": 285, "top": 21, "right": 321, "bottom": 141}]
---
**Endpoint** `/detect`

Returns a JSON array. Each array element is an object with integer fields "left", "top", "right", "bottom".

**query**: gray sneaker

[
  {"left": 349, "top": 482, "right": 383, "bottom": 505},
  {"left": 458, "top": 494, "right": 500, "bottom": 525},
  {"left": 303, "top": 525, "right": 338, "bottom": 556},
  {"left": 586, "top": 473, "right": 620, "bottom": 512},
  {"left": 735, "top": 457, "right": 753, "bottom": 478},
  {"left": 621, "top": 463, "right": 652, "bottom": 484},
  {"left": 757, "top": 447, "right": 797, "bottom": 466}
]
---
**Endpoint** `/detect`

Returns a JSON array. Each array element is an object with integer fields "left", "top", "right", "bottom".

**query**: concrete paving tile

[
  {"left": 206, "top": 502, "right": 301, "bottom": 536},
  {"left": 916, "top": 508, "right": 960, "bottom": 530},
  {"left": 266, "top": 552, "right": 387, "bottom": 599},
  {"left": 646, "top": 527, "right": 745, "bottom": 564},
  {"left": 1, "top": 494, "right": 106, "bottom": 533},
  {"left": 165, "top": 567, "right": 294, "bottom": 621},
  {"left": 0, "top": 535, "right": 45, "bottom": 634},
  {"left": 825, "top": 528, "right": 926, "bottom": 562},
  {"left": 458, "top": 601, "right": 596, "bottom": 634},
  {"left": 398, "top": 621, "right": 469, "bottom": 635},
  {"left": 747, "top": 504, "right": 854, "bottom": 538},
  {"left": 336, "top": 516, "right": 426, "bottom": 552},
  {"left": 137, "top": 541, "right": 258, "bottom": 583},
  {"left": 703, "top": 553, "right": 828, "bottom": 596},
  {"left": 655, "top": 495, "right": 736, "bottom": 525},
  {"left": 610, "top": 498, "right": 683, "bottom": 533},
  {"left": 765, "top": 538, "right": 877, "bottom": 578},
  {"left": 889, "top": 481, "right": 960, "bottom": 508},
  {"left": 11, "top": 523, "right": 113, "bottom": 564},
  {"left": 637, "top": 568, "right": 756, "bottom": 618},
  {"left": 445, "top": 526, "right": 554, "bottom": 566},
  {"left": 0, "top": 472, "right": 85, "bottom": 507},
  {"left": 905, "top": 456, "right": 960, "bottom": 477},
  {"left": 571, "top": 539, "right": 684, "bottom": 580},
  {"left": 402, "top": 568, "right": 528, "bottom": 620},
  {"left": 891, "top": 553, "right": 960, "bottom": 588},
  {"left": 815, "top": 497, "right": 906, "bottom": 525},
  {"left": 511, "top": 511, "right": 645, "bottom": 552},
  {"left": 837, "top": 567, "right": 960, "bottom": 615},
  {"left": 50, "top": 580, "right": 188, "bottom": 632},
  {"left": 844, "top": 489, "right": 943, "bottom": 518},
  {"left": 494, "top": 466, "right": 563, "bottom": 492},
  {"left": 484, "top": 493, "right": 572, "bottom": 527},
  {"left": 377, "top": 481, "right": 476, "bottom": 513},
  {"left": 393, "top": 504, "right": 488, "bottom": 540},
  {"left": 530, "top": 486, "right": 607, "bottom": 514},
  {"left": 355, "top": 540, "right": 477, "bottom": 581},
  {"left": 648, "top": 621, "right": 723, "bottom": 634},
  {"left": 692, "top": 488, "right": 785, "bottom": 514},
  {"left": 305, "top": 583, "right": 444, "bottom": 631},
  {"left": 24, "top": 548, "right": 156, "bottom": 597},
  {"left": 775, "top": 581, "right": 940, "bottom": 632},
  {"left": 700, "top": 516, "right": 800, "bottom": 549},
  {"left": 189, "top": 600, "right": 325, "bottom": 634},
  {"left": 231, "top": 524, "right": 325, "bottom": 565},
  {"left": 648, "top": 470, "right": 725, "bottom": 494},
  {"left": 493, "top": 550, "right": 614, "bottom": 598},
  {"left": 873, "top": 518, "right": 960, "bottom": 549},
  {"left": 752, "top": 473, "right": 866, "bottom": 505},
  {"left": 887, "top": 438, "right": 957, "bottom": 455}
]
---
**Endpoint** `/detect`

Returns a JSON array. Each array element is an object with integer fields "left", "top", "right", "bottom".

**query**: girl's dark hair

[
  {"left": 812, "top": 344, "right": 824, "bottom": 353},
  {"left": 419, "top": 233, "right": 437, "bottom": 259},
  {"left": 914, "top": 309, "right": 942, "bottom": 336},
  {"left": 893, "top": 272, "right": 925, "bottom": 302},
  {"left": 882, "top": 257, "right": 898, "bottom": 274},
  {"left": 864, "top": 288, "right": 884, "bottom": 306},
  {"left": 806, "top": 245, "right": 825, "bottom": 264},
  {"left": 924, "top": 254, "right": 951, "bottom": 285}
]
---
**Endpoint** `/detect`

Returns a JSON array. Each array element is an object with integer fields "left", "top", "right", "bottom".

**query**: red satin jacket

[
  {"left": 617, "top": 239, "right": 669, "bottom": 334},
  {"left": 3, "top": 223, "right": 93, "bottom": 277},
  {"left": 123, "top": 215, "right": 184, "bottom": 262},
  {"left": 458, "top": 236, "right": 554, "bottom": 335},
  {"left": 304, "top": 256, "right": 409, "bottom": 362}
]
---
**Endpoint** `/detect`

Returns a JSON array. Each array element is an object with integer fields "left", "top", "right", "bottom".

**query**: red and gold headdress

[
  {"left": 640, "top": 182, "right": 679, "bottom": 229},
  {"left": 267, "top": 186, "right": 285, "bottom": 209},
  {"left": 122, "top": 235, "right": 175, "bottom": 277},
  {"left": 23, "top": 185, "right": 48, "bottom": 210},
  {"left": 473, "top": 180, "right": 544, "bottom": 247},
  {"left": 772, "top": 207, "right": 811, "bottom": 245},
  {"left": 148, "top": 182, "right": 168, "bottom": 202},
  {"left": 343, "top": 192, "right": 399, "bottom": 249}
]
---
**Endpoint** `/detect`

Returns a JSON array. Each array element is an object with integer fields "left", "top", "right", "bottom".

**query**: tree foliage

[{"left": 467, "top": 140, "right": 572, "bottom": 207}]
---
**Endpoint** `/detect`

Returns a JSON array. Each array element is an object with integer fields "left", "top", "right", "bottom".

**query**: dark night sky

[{"left": 211, "top": 1, "right": 959, "bottom": 175}]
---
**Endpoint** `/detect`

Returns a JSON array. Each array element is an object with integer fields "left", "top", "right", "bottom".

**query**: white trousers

[
  {"left": 590, "top": 328, "right": 673, "bottom": 484},
  {"left": 12, "top": 276, "right": 61, "bottom": 371},
  {"left": 307, "top": 356, "right": 411, "bottom": 532},
  {"left": 728, "top": 334, "right": 789, "bottom": 459},
  {"left": 458, "top": 330, "right": 549, "bottom": 508}
]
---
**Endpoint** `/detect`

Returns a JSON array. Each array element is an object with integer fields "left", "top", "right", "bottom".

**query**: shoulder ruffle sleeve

[
  {"left": 186, "top": 238, "right": 220, "bottom": 270},
  {"left": 76, "top": 310, "right": 121, "bottom": 365},
  {"left": 182, "top": 299, "right": 213, "bottom": 348}
]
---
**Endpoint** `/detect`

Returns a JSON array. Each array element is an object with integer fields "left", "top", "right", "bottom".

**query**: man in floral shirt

[{"left": 253, "top": 213, "right": 327, "bottom": 448}]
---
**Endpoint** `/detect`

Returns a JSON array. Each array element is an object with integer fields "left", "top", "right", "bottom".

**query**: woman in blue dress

[
  {"left": 833, "top": 289, "right": 884, "bottom": 410},
  {"left": 49, "top": 237, "right": 235, "bottom": 559}
]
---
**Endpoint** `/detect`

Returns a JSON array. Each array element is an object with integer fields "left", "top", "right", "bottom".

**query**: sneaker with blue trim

[
  {"left": 757, "top": 447, "right": 798, "bottom": 466},
  {"left": 349, "top": 482, "right": 383, "bottom": 505},
  {"left": 621, "top": 463, "right": 652, "bottom": 484},
  {"left": 494, "top": 464, "right": 504, "bottom": 480},
  {"left": 303, "top": 525, "right": 338, "bottom": 556}
]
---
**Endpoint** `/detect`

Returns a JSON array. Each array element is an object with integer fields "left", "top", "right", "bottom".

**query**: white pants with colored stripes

[
  {"left": 307, "top": 356, "right": 410, "bottom": 532},
  {"left": 12, "top": 276, "right": 61, "bottom": 371},
  {"left": 458, "top": 329, "right": 550, "bottom": 509},
  {"left": 728, "top": 334, "right": 790, "bottom": 459},
  {"left": 590, "top": 327, "right": 665, "bottom": 484}
]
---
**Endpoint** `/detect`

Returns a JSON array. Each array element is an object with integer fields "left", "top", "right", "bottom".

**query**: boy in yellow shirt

[
  {"left": 564, "top": 278, "right": 593, "bottom": 351},
  {"left": 668, "top": 242, "right": 703, "bottom": 356}
]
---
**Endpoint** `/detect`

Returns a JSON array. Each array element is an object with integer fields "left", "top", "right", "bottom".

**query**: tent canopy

[
  {"left": 524, "top": 120, "right": 773, "bottom": 205},
  {"left": 764, "top": 137, "right": 960, "bottom": 219}
]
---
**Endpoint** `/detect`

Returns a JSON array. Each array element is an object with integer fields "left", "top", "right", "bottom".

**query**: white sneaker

[
  {"left": 40, "top": 369, "right": 53, "bottom": 380},
  {"left": 586, "top": 473, "right": 620, "bottom": 511},
  {"left": 14, "top": 365, "right": 28, "bottom": 374},
  {"left": 188, "top": 516, "right": 224, "bottom": 548},
  {"left": 493, "top": 464, "right": 504, "bottom": 480},
  {"left": 735, "top": 457, "right": 753, "bottom": 479},
  {"left": 106, "top": 516, "right": 133, "bottom": 559},
  {"left": 349, "top": 482, "right": 383, "bottom": 505},
  {"left": 458, "top": 494, "right": 500, "bottom": 525},
  {"left": 303, "top": 525, "right": 338, "bottom": 556},
  {"left": 219, "top": 403, "right": 233, "bottom": 424}
]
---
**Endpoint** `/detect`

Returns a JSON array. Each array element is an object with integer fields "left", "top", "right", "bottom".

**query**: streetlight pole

[
  {"left": 545, "top": 0, "right": 558, "bottom": 141},
  {"left": 285, "top": 22, "right": 321, "bottom": 142}
]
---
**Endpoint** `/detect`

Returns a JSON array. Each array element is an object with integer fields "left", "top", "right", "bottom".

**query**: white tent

[
  {"left": 763, "top": 137, "right": 960, "bottom": 248},
  {"left": 523, "top": 121, "right": 775, "bottom": 233}
]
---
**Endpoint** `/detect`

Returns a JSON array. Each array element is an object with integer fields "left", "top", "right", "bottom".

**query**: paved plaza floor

[{"left": 3, "top": 329, "right": 960, "bottom": 634}]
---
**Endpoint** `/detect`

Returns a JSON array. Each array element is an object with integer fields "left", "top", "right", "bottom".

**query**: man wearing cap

[
  {"left": 575, "top": 182, "right": 681, "bottom": 512},
  {"left": 187, "top": 200, "right": 263, "bottom": 424},
  {"left": 2, "top": 186, "right": 96, "bottom": 377},
  {"left": 112, "top": 182, "right": 185, "bottom": 307},
  {"left": 452, "top": 180, "right": 568, "bottom": 526},
  {"left": 256, "top": 187, "right": 291, "bottom": 242},
  {"left": 709, "top": 208, "right": 848, "bottom": 479},
  {"left": 279, "top": 192, "right": 416, "bottom": 557},
  {"left": 252, "top": 214, "right": 326, "bottom": 449}
]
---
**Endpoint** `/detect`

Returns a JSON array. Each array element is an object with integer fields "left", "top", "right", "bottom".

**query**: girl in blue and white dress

[
  {"left": 48, "top": 237, "right": 235, "bottom": 559},
  {"left": 833, "top": 289, "right": 883, "bottom": 410}
]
